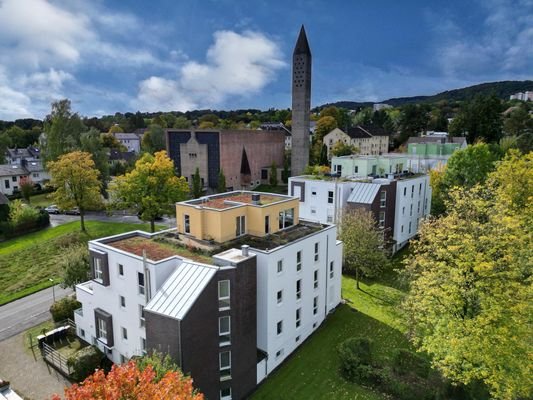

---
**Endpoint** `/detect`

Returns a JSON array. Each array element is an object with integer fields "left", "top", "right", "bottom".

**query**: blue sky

[{"left": 0, "top": 0, "right": 531, "bottom": 120}]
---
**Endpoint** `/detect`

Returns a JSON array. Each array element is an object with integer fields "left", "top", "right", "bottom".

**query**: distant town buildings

[
  {"left": 0, "top": 146, "right": 50, "bottom": 195},
  {"left": 372, "top": 103, "right": 392, "bottom": 111},
  {"left": 166, "top": 129, "right": 285, "bottom": 192},
  {"left": 291, "top": 25, "right": 312, "bottom": 176},
  {"left": 112, "top": 132, "right": 142, "bottom": 153},
  {"left": 74, "top": 190, "right": 342, "bottom": 400},
  {"left": 406, "top": 134, "right": 466, "bottom": 172},
  {"left": 323, "top": 126, "right": 390, "bottom": 158},
  {"left": 509, "top": 91, "right": 533, "bottom": 101}
]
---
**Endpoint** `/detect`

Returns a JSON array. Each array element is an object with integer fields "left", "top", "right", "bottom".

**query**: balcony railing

[{"left": 74, "top": 308, "right": 83, "bottom": 317}]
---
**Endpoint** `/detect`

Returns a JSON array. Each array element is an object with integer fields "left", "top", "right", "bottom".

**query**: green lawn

[
  {"left": 0, "top": 220, "right": 157, "bottom": 305},
  {"left": 28, "top": 192, "right": 54, "bottom": 208},
  {"left": 252, "top": 254, "right": 411, "bottom": 400},
  {"left": 254, "top": 184, "right": 289, "bottom": 195}
]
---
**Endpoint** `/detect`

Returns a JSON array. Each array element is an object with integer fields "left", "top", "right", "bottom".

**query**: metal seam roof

[{"left": 346, "top": 182, "right": 381, "bottom": 204}]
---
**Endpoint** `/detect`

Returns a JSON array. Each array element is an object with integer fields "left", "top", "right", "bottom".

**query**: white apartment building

[{"left": 74, "top": 191, "right": 342, "bottom": 400}]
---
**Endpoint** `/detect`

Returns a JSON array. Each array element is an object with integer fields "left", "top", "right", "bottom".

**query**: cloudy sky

[{"left": 0, "top": 0, "right": 531, "bottom": 120}]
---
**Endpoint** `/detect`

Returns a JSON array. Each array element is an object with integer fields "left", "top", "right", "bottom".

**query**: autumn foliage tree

[
  {"left": 52, "top": 360, "right": 203, "bottom": 400},
  {"left": 110, "top": 151, "right": 189, "bottom": 232},
  {"left": 19, "top": 176, "right": 34, "bottom": 203},
  {"left": 403, "top": 151, "right": 532, "bottom": 400},
  {"left": 48, "top": 151, "right": 102, "bottom": 232}
]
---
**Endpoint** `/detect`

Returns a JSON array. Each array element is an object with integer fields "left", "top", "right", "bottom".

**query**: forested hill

[{"left": 320, "top": 80, "right": 533, "bottom": 109}]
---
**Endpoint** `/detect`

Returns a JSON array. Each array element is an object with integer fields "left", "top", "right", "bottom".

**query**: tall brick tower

[{"left": 291, "top": 25, "right": 312, "bottom": 176}]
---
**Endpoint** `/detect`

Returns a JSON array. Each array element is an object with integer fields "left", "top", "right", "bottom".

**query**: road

[{"left": 0, "top": 285, "right": 73, "bottom": 342}]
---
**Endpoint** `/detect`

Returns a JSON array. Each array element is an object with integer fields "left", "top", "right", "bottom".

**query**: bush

[
  {"left": 50, "top": 296, "right": 81, "bottom": 322},
  {"left": 338, "top": 337, "right": 373, "bottom": 382},
  {"left": 392, "top": 348, "right": 430, "bottom": 378},
  {"left": 68, "top": 345, "right": 103, "bottom": 381},
  {"left": 9, "top": 199, "right": 38, "bottom": 226}
]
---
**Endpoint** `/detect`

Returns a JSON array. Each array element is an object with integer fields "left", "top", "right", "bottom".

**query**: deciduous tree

[
  {"left": 330, "top": 141, "right": 358, "bottom": 157},
  {"left": 403, "top": 152, "right": 532, "bottom": 400},
  {"left": 110, "top": 151, "right": 188, "bottom": 232},
  {"left": 141, "top": 124, "right": 166, "bottom": 153},
  {"left": 217, "top": 169, "right": 226, "bottom": 193},
  {"left": 52, "top": 360, "right": 203, "bottom": 400},
  {"left": 340, "top": 208, "right": 389, "bottom": 289},
  {"left": 19, "top": 176, "right": 34, "bottom": 203},
  {"left": 191, "top": 168, "right": 202, "bottom": 198},
  {"left": 48, "top": 151, "right": 102, "bottom": 232},
  {"left": 60, "top": 243, "right": 90, "bottom": 289}
]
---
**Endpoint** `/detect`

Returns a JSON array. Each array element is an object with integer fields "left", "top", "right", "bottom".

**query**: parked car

[
  {"left": 44, "top": 205, "right": 60, "bottom": 214},
  {"left": 64, "top": 207, "right": 80, "bottom": 215}
]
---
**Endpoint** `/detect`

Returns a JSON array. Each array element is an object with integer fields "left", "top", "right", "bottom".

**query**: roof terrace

[{"left": 182, "top": 191, "right": 292, "bottom": 210}]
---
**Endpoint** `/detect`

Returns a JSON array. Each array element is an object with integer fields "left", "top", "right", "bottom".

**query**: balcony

[
  {"left": 77, "top": 281, "right": 94, "bottom": 295},
  {"left": 74, "top": 308, "right": 83, "bottom": 317}
]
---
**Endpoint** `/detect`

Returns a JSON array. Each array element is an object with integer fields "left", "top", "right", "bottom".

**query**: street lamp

[{"left": 49, "top": 278, "right": 56, "bottom": 303}]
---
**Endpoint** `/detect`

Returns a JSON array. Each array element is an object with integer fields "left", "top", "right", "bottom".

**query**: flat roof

[{"left": 182, "top": 191, "right": 293, "bottom": 210}]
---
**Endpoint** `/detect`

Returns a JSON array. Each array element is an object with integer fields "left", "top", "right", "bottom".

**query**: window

[
  {"left": 140, "top": 337, "right": 146, "bottom": 354},
  {"left": 419, "top": 183, "right": 422, "bottom": 194},
  {"left": 218, "top": 280, "right": 230, "bottom": 310},
  {"left": 403, "top": 187, "right": 406, "bottom": 196},
  {"left": 379, "top": 211, "right": 385, "bottom": 228},
  {"left": 277, "top": 320, "right": 283, "bottom": 335},
  {"left": 327, "top": 214, "right": 333, "bottom": 223},
  {"left": 219, "top": 351, "right": 231, "bottom": 380},
  {"left": 264, "top": 215, "right": 270, "bottom": 234},
  {"left": 134, "top": 270, "right": 146, "bottom": 295},
  {"left": 33, "top": 173, "right": 39, "bottom": 178},
  {"left": 220, "top": 387, "right": 232, "bottom": 400},
  {"left": 235, "top": 216, "right": 245, "bottom": 236},
  {"left": 118, "top": 264, "right": 124, "bottom": 276},
  {"left": 121, "top": 327, "right": 128, "bottom": 340},
  {"left": 314, "top": 270, "right": 319, "bottom": 289},
  {"left": 409, "top": 221, "right": 412, "bottom": 234},
  {"left": 94, "top": 258, "right": 103, "bottom": 281},
  {"left": 410, "top": 204, "right": 413, "bottom": 216},
  {"left": 417, "top": 201, "right": 420, "bottom": 213},
  {"left": 11, "top": 176, "right": 16, "bottom": 182},
  {"left": 354, "top": 165, "right": 358, "bottom": 174},
  {"left": 296, "top": 279, "right": 302, "bottom": 300},
  {"left": 278, "top": 208, "right": 294, "bottom": 229},
  {"left": 275, "top": 349, "right": 284, "bottom": 358},
  {"left": 139, "top": 305, "right": 145, "bottom": 327},
  {"left": 411, "top": 185, "right": 414, "bottom": 198},
  {"left": 329, "top": 261, "right": 334, "bottom": 279},
  {"left": 327, "top": 191, "right": 334, "bottom": 204},
  {"left": 313, "top": 296, "right": 318, "bottom": 315},
  {"left": 310, "top": 206, "right": 316, "bottom": 214},
  {"left": 277, "top": 260, "right": 283, "bottom": 274},
  {"left": 296, "top": 308, "right": 301, "bottom": 328},
  {"left": 4, "top": 180, "right": 9, "bottom": 189},
  {"left": 380, "top": 191, "right": 386, "bottom": 208},
  {"left": 314, "top": 242, "right": 319, "bottom": 262},
  {"left": 184, "top": 214, "right": 190, "bottom": 234},
  {"left": 296, "top": 251, "right": 302, "bottom": 272},
  {"left": 401, "top": 225, "right": 404, "bottom": 233},
  {"left": 219, "top": 316, "right": 231, "bottom": 345},
  {"left": 97, "top": 318, "right": 107, "bottom": 340},
  {"left": 79, "top": 328, "right": 85, "bottom": 338},
  {"left": 119, "top": 295, "right": 126, "bottom": 308},
  {"left": 402, "top": 206, "right": 405, "bottom": 216},
  {"left": 277, "top": 290, "right": 283, "bottom": 304},
  {"left": 295, "top": 336, "right": 300, "bottom": 342},
  {"left": 120, "top": 354, "right": 127, "bottom": 364}
]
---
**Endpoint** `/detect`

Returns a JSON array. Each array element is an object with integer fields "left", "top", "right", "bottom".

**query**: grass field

[
  {"left": 254, "top": 184, "right": 289, "bottom": 195},
  {"left": 252, "top": 252, "right": 410, "bottom": 400},
  {"left": 28, "top": 192, "right": 54, "bottom": 208},
  {"left": 0, "top": 220, "right": 157, "bottom": 305}
]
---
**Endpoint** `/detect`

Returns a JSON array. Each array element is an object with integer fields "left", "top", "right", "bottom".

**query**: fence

[{"left": 42, "top": 341, "right": 71, "bottom": 376}]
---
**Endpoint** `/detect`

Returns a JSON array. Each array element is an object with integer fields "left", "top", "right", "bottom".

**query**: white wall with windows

[
  {"left": 288, "top": 177, "right": 356, "bottom": 225},
  {"left": 254, "top": 224, "right": 342, "bottom": 377},
  {"left": 393, "top": 175, "right": 431, "bottom": 251},
  {"left": 74, "top": 233, "right": 179, "bottom": 364}
]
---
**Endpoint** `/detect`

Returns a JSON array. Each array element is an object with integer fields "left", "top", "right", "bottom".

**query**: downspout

[{"left": 324, "top": 234, "right": 329, "bottom": 316}]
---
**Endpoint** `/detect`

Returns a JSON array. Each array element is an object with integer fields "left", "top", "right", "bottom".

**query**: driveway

[
  {"left": 0, "top": 331, "right": 70, "bottom": 399},
  {"left": 0, "top": 285, "right": 73, "bottom": 342}
]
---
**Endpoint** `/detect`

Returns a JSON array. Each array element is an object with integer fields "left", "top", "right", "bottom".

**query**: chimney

[
  {"left": 241, "top": 245, "right": 250, "bottom": 257},
  {"left": 251, "top": 193, "right": 261, "bottom": 205}
]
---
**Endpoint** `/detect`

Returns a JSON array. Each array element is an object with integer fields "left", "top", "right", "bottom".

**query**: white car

[{"left": 44, "top": 205, "right": 60, "bottom": 214}]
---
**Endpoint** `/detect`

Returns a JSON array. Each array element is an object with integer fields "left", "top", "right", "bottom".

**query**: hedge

[
  {"left": 50, "top": 296, "right": 81, "bottom": 322},
  {"left": 68, "top": 345, "right": 104, "bottom": 382}
]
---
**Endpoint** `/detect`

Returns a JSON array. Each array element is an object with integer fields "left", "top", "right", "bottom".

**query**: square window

[
  {"left": 311, "top": 206, "right": 316, "bottom": 214},
  {"left": 277, "top": 290, "right": 283, "bottom": 304},
  {"left": 277, "top": 260, "right": 283, "bottom": 274},
  {"left": 220, "top": 387, "right": 232, "bottom": 400},
  {"left": 277, "top": 320, "right": 283, "bottom": 335}
]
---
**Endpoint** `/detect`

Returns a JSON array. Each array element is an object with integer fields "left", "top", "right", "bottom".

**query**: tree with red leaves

[{"left": 52, "top": 360, "right": 203, "bottom": 400}]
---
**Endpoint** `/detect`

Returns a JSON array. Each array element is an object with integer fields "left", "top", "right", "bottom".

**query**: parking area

[{"left": 0, "top": 332, "right": 70, "bottom": 399}]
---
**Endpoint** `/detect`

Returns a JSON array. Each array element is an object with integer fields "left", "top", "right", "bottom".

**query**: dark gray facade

[
  {"left": 145, "top": 255, "right": 257, "bottom": 400},
  {"left": 291, "top": 25, "right": 312, "bottom": 176}
]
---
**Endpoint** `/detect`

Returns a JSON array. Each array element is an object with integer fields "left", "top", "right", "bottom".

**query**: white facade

[
  {"left": 0, "top": 165, "right": 27, "bottom": 195},
  {"left": 114, "top": 133, "right": 141, "bottom": 153},
  {"left": 254, "top": 223, "right": 342, "bottom": 376},
  {"left": 393, "top": 175, "right": 431, "bottom": 251},
  {"left": 288, "top": 176, "right": 356, "bottom": 224},
  {"left": 75, "top": 231, "right": 178, "bottom": 363}
]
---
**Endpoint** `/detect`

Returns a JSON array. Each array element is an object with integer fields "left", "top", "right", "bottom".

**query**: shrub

[
  {"left": 9, "top": 199, "right": 38, "bottom": 226},
  {"left": 50, "top": 296, "right": 81, "bottom": 322},
  {"left": 67, "top": 345, "right": 103, "bottom": 382},
  {"left": 338, "top": 337, "right": 373, "bottom": 382},
  {"left": 392, "top": 348, "right": 430, "bottom": 378}
]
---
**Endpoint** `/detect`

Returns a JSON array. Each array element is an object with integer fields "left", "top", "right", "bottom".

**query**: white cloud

[
  {"left": 432, "top": 0, "right": 533, "bottom": 79},
  {"left": 134, "top": 30, "right": 286, "bottom": 112}
]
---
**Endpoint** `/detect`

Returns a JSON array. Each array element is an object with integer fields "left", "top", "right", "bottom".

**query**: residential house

[
  {"left": 406, "top": 134, "right": 466, "bottom": 172},
  {"left": 74, "top": 191, "right": 343, "bottom": 400},
  {"left": 323, "top": 125, "right": 390, "bottom": 158},
  {"left": 113, "top": 133, "right": 142, "bottom": 153},
  {"left": 331, "top": 154, "right": 408, "bottom": 178},
  {"left": 6, "top": 146, "right": 41, "bottom": 165},
  {"left": 21, "top": 160, "right": 50, "bottom": 189},
  {"left": 0, "top": 164, "right": 27, "bottom": 195}
]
